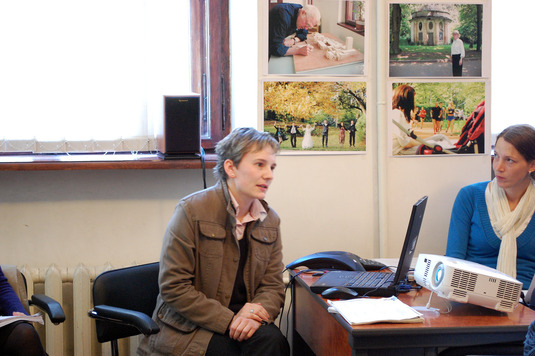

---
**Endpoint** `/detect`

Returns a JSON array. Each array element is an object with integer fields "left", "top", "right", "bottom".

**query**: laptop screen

[{"left": 392, "top": 196, "right": 428, "bottom": 284}]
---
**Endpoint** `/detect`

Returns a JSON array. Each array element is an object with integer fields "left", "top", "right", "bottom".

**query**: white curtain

[{"left": 0, "top": 0, "right": 191, "bottom": 153}]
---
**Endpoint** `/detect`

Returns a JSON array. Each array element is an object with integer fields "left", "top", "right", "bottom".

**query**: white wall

[
  {"left": 0, "top": 146, "right": 489, "bottom": 269},
  {"left": 271, "top": 153, "right": 378, "bottom": 264},
  {"left": 314, "top": 0, "right": 365, "bottom": 52},
  {"left": 384, "top": 156, "right": 490, "bottom": 258},
  {"left": 0, "top": 169, "right": 215, "bottom": 267}
]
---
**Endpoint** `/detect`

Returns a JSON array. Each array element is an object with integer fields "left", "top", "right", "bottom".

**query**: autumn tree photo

[{"left": 263, "top": 81, "right": 366, "bottom": 151}]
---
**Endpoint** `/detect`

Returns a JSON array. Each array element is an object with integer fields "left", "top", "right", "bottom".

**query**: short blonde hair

[{"left": 214, "top": 127, "right": 279, "bottom": 181}]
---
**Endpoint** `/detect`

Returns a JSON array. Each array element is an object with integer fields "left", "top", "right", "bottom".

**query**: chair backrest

[
  {"left": 92, "top": 262, "right": 160, "bottom": 343},
  {"left": 1, "top": 265, "right": 29, "bottom": 313},
  {"left": 527, "top": 274, "right": 535, "bottom": 310}
]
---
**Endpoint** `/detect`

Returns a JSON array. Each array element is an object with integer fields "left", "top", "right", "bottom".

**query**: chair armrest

[
  {"left": 29, "top": 294, "right": 66, "bottom": 325},
  {"left": 88, "top": 305, "right": 159, "bottom": 336}
]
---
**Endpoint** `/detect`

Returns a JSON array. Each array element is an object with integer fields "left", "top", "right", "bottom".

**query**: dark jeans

[
  {"left": 322, "top": 134, "right": 328, "bottom": 147},
  {"left": 206, "top": 323, "right": 290, "bottom": 356},
  {"left": 526, "top": 320, "right": 535, "bottom": 356}
]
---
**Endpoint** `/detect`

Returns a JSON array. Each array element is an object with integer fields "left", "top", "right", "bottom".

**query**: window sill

[
  {"left": 337, "top": 22, "right": 365, "bottom": 36},
  {"left": 0, "top": 153, "right": 216, "bottom": 171}
]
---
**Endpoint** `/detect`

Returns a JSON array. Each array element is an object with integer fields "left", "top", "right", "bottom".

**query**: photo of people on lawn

[
  {"left": 264, "top": 81, "right": 366, "bottom": 152},
  {"left": 389, "top": 3, "right": 484, "bottom": 77},
  {"left": 390, "top": 82, "right": 485, "bottom": 156}
]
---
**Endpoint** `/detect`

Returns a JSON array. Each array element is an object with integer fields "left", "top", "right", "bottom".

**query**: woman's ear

[
  {"left": 224, "top": 159, "right": 236, "bottom": 178},
  {"left": 529, "top": 160, "right": 535, "bottom": 175}
]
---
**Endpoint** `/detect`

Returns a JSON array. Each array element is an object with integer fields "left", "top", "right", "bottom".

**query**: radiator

[{"left": 20, "top": 263, "right": 144, "bottom": 356}]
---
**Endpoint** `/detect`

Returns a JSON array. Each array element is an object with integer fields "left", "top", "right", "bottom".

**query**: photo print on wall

[
  {"left": 264, "top": 80, "right": 366, "bottom": 152},
  {"left": 267, "top": 0, "right": 366, "bottom": 75},
  {"left": 389, "top": 3, "right": 484, "bottom": 78},
  {"left": 390, "top": 81, "right": 485, "bottom": 156}
]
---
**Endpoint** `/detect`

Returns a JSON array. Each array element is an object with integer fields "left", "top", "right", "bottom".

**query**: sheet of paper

[
  {"left": 328, "top": 296, "right": 424, "bottom": 325},
  {"left": 0, "top": 312, "right": 44, "bottom": 328}
]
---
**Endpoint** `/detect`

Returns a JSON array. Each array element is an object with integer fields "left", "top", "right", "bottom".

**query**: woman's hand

[
  {"left": 229, "top": 315, "right": 261, "bottom": 341},
  {"left": 229, "top": 302, "right": 270, "bottom": 341},
  {"left": 12, "top": 311, "right": 25, "bottom": 316},
  {"left": 236, "top": 302, "right": 269, "bottom": 323}
]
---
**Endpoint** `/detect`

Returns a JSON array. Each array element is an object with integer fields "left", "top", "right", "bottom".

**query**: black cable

[
  {"left": 200, "top": 146, "right": 207, "bottom": 189},
  {"left": 280, "top": 268, "right": 325, "bottom": 338}
]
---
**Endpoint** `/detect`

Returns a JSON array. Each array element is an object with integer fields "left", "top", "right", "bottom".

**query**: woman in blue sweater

[
  {"left": 0, "top": 266, "right": 47, "bottom": 356},
  {"left": 446, "top": 124, "right": 535, "bottom": 288}
]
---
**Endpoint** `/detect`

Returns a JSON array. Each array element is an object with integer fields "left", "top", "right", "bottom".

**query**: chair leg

[{"left": 111, "top": 339, "right": 119, "bottom": 356}]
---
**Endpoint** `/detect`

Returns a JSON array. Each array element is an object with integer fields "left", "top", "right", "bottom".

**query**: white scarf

[{"left": 485, "top": 178, "right": 535, "bottom": 278}]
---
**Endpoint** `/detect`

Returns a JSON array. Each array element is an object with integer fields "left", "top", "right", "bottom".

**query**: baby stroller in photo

[
  {"left": 451, "top": 100, "right": 485, "bottom": 154},
  {"left": 393, "top": 119, "right": 456, "bottom": 155},
  {"left": 397, "top": 100, "right": 485, "bottom": 155}
]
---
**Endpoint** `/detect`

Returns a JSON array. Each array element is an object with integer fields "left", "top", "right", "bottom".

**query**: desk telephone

[{"left": 286, "top": 251, "right": 386, "bottom": 272}]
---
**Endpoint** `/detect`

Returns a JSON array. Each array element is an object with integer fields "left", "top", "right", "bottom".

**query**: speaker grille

[
  {"left": 499, "top": 300, "right": 514, "bottom": 310},
  {"left": 422, "top": 259, "right": 431, "bottom": 285},
  {"left": 157, "top": 95, "right": 201, "bottom": 156},
  {"left": 496, "top": 280, "right": 522, "bottom": 302},
  {"left": 452, "top": 289, "right": 467, "bottom": 298},
  {"left": 451, "top": 269, "right": 477, "bottom": 291}
]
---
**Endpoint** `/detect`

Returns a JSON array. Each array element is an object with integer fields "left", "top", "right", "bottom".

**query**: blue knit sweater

[
  {"left": 269, "top": 3, "right": 308, "bottom": 57},
  {"left": 0, "top": 266, "right": 27, "bottom": 316},
  {"left": 446, "top": 181, "right": 535, "bottom": 289}
]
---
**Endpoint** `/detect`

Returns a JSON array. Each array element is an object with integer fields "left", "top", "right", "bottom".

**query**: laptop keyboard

[{"left": 344, "top": 272, "right": 395, "bottom": 288}]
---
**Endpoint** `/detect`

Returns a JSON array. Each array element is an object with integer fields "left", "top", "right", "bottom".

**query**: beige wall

[{"left": 0, "top": 153, "right": 490, "bottom": 269}]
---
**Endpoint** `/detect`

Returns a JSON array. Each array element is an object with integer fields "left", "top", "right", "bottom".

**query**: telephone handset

[{"left": 286, "top": 251, "right": 386, "bottom": 272}]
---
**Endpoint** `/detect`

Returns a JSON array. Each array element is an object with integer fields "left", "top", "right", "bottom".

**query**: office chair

[
  {"left": 1, "top": 264, "right": 66, "bottom": 324},
  {"left": 526, "top": 273, "right": 535, "bottom": 310},
  {"left": 88, "top": 262, "right": 160, "bottom": 356}
]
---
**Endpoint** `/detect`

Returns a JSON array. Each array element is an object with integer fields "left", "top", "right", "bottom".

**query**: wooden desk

[
  {"left": 291, "top": 271, "right": 535, "bottom": 356},
  {"left": 292, "top": 33, "right": 364, "bottom": 73}
]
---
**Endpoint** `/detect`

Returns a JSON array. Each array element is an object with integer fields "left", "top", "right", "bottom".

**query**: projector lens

[{"left": 433, "top": 262, "right": 444, "bottom": 287}]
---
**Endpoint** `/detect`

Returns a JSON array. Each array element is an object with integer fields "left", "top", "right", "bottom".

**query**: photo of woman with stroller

[{"left": 391, "top": 82, "right": 485, "bottom": 156}]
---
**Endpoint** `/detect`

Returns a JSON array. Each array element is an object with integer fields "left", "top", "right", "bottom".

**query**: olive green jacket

[{"left": 138, "top": 181, "right": 285, "bottom": 355}]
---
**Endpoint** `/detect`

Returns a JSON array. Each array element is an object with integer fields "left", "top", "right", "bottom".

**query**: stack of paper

[
  {"left": 0, "top": 313, "right": 44, "bottom": 328},
  {"left": 327, "top": 296, "right": 424, "bottom": 325}
]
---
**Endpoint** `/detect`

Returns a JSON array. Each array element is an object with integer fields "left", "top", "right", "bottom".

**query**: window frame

[
  {"left": 338, "top": 1, "right": 365, "bottom": 35},
  {"left": 191, "top": 0, "right": 231, "bottom": 152},
  {"left": 0, "top": 0, "right": 230, "bottom": 170}
]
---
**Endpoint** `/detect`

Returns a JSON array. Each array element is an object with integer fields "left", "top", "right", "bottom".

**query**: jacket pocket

[
  {"left": 251, "top": 227, "right": 278, "bottom": 262},
  {"left": 157, "top": 302, "right": 198, "bottom": 332},
  {"left": 149, "top": 303, "right": 199, "bottom": 354},
  {"left": 198, "top": 221, "right": 226, "bottom": 257}
]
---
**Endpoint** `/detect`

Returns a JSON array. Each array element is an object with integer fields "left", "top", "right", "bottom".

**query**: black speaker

[{"left": 157, "top": 95, "right": 201, "bottom": 159}]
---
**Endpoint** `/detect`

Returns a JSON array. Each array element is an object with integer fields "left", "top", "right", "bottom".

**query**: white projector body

[{"left": 414, "top": 253, "right": 522, "bottom": 313}]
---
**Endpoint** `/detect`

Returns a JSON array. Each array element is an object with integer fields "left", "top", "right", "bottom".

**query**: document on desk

[{"left": 327, "top": 296, "right": 424, "bottom": 325}]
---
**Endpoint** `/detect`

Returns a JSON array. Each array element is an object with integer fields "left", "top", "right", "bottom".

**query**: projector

[{"left": 414, "top": 254, "right": 522, "bottom": 313}]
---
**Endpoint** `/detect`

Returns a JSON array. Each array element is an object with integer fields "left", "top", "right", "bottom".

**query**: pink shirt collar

[{"left": 228, "top": 191, "right": 267, "bottom": 240}]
